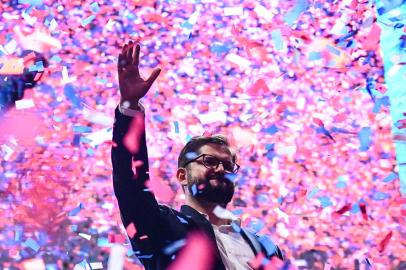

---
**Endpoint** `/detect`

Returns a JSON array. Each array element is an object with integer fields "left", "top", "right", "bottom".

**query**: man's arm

[{"left": 111, "top": 42, "right": 162, "bottom": 255}]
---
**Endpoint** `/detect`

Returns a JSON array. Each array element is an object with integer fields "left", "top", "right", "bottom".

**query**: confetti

[
  {"left": 126, "top": 223, "right": 137, "bottom": 238},
  {"left": 22, "top": 238, "right": 40, "bottom": 252},
  {"left": 0, "top": 0, "right": 401, "bottom": 269}
]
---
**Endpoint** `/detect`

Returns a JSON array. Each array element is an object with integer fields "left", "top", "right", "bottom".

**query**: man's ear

[{"left": 176, "top": 167, "right": 188, "bottom": 187}]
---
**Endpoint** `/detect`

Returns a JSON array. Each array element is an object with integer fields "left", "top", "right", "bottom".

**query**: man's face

[{"left": 185, "top": 143, "right": 236, "bottom": 205}]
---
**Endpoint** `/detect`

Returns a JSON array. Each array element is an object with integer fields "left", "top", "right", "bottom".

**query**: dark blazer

[{"left": 111, "top": 106, "right": 283, "bottom": 270}]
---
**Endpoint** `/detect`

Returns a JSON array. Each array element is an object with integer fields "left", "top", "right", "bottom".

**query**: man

[
  {"left": 112, "top": 41, "right": 283, "bottom": 270},
  {"left": 0, "top": 50, "right": 47, "bottom": 114}
]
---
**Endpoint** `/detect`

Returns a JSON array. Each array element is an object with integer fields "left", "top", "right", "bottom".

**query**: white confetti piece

[
  {"left": 254, "top": 4, "right": 273, "bottom": 22},
  {"left": 82, "top": 108, "right": 114, "bottom": 127},
  {"left": 225, "top": 53, "right": 251, "bottom": 69},
  {"left": 107, "top": 245, "right": 127, "bottom": 270},
  {"left": 1, "top": 144, "right": 15, "bottom": 161},
  {"left": 62, "top": 66, "right": 77, "bottom": 84},
  {"left": 4, "top": 40, "right": 18, "bottom": 54},
  {"left": 89, "top": 262, "right": 103, "bottom": 270},
  {"left": 78, "top": 233, "right": 92, "bottom": 240},
  {"left": 224, "top": 7, "right": 243, "bottom": 16},
  {"left": 213, "top": 205, "right": 238, "bottom": 220},
  {"left": 15, "top": 99, "right": 35, "bottom": 110},
  {"left": 84, "top": 127, "right": 113, "bottom": 148},
  {"left": 198, "top": 111, "right": 227, "bottom": 125}
]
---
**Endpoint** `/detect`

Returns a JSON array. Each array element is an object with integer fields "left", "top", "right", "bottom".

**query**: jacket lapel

[
  {"left": 240, "top": 227, "right": 263, "bottom": 256},
  {"left": 180, "top": 205, "right": 216, "bottom": 240},
  {"left": 180, "top": 205, "right": 227, "bottom": 270}
]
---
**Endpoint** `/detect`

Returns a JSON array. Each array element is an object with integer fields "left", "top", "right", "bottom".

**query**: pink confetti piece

[
  {"left": 248, "top": 252, "right": 266, "bottom": 269},
  {"left": 378, "top": 231, "right": 392, "bottom": 253},
  {"left": 359, "top": 203, "right": 368, "bottom": 221},
  {"left": 167, "top": 232, "right": 214, "bottom": 270},
  {"left": 334, "top": 204, "right": 352, "bottom": 215},
  {"left": 123, "top": 113, "right": 145, "bottom": 154},
  {"left": 108, "top": 234, "right": 126, "bottom": 244},
  {"left": 19, "top": 258, "right": 46, "bottom": 270},
  {"left": 126, "top": 223, "right": 137, "bottom": 238},
  {"left": 363, "top": 23, "right": 381, "bottom": 51}
]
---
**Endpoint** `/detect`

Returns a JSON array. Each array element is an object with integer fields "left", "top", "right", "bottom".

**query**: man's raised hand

[{"left": 118, "top": 42, "right": 161, "bottom": 110}]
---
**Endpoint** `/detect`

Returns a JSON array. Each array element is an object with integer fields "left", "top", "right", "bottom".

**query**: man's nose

[{"left": 215, "top": 162, "right": 226, "bottom": 172}]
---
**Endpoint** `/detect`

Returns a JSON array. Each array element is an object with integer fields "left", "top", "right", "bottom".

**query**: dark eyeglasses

[{"left": 184, "top": 154, "right": 240, "bottom": 174}]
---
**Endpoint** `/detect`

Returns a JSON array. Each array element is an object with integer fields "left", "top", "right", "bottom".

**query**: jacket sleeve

[{"left": 111, "top": 105, "right": 164, "bottom": 256}]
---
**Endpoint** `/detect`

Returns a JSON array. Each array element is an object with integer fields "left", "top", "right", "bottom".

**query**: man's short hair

[{"left": 177, "top": 134, "right": 237, "bottom": 169}]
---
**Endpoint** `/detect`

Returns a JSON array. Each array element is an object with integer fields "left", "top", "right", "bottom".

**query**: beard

[{"left": 187, "top": 171, "right": 235, "bottom": 205}]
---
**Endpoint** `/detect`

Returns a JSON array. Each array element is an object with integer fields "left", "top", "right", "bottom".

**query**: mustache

[{"left": 207, "top": 173, "right": 232, "bottom": 182}]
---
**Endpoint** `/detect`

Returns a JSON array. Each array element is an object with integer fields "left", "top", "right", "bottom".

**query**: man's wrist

[
  {"left": 119, "top": 100, "right": 145, "bottom": 116},
  {"left": 120, "top": 100, "right": 142, "bottom": 110}
]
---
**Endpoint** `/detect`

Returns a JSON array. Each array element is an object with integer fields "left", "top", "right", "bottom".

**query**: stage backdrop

[{"left": 0, "top": 0, "right": 404, "bottom": 269}]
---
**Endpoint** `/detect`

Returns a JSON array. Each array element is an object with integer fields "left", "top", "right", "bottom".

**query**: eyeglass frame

[{"left": 183, "top": 154, "right": 240, "bottom": 174}]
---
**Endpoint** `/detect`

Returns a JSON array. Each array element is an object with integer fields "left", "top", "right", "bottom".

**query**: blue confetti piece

[
  {"left": 87, "top": 148, "right": 94, "bottom": 156},
  {"left": 271, "top": 29, "right": 284, "bottom": 51},
  {"left": 174, "top": 121, "right": 179, "bottom": 133},
  {"left": 224, "top": 173, "right": 238, "bottom": 183},
  {"left": 90, "top": 2, "right": 100, "bottom": 13},
  {"left": 232, "top": 209, "right": 243, "bottom": 215},
  {"left": 28, "top": 61, "right": 44, "bottom": 72},
  {"left": 97, "top": 237, "right": 112, "bottom": 247},
  {"left": 71, "top": 225, "right": 78, "bottom": 232},
  {"left": 336, "top": 181, "right": 347, "bottom": 188},
  {"left": 372, "top": 191, "right": 390, "bottom": 200},
  {"left": 68, "top": 203, "right": 84, "bottom": 216},
  {"left": 80, "top": 137, "right": 92, "bottom": 144},
  {"left": 138, "top": 254, "right": 154, "bottom": 259},
  {"left": 64, "top": 84, "right": 83, "bottom": 109},
  {"left": 383, "top": 172, "right": 398, "bottom": 183},
  {"left": 210, "top": 42, "right": 231, "bottom": 54},
  {"left": 350, "top": 202, "right": 360, "bottom": 214},
  {"left": 177, "top": 216, "right": 188, "bottom": 224},
  {"left": 277, "top": 196, "right": 283, "bottom": 204},
  {"left": 152, "top": 115, "right": 165, "bottom": 123},
  {"left": 181, "top": 21, "right": 193, "bottom": 29},
  {"left": 248, "top": 219, "right": 264, "bottom": 233},
  {"left": 15, "top": 226, "right": 23, "bottom": 241},
  {"left": 307, "top": 187, "right": 320, "bottom": 200},
  {"left": 317, "top": 196, "right": 333, "bottom": 208},
  {"left": 18, "top": 0, "right": 43, "bottom": 6},
  {"left": 185, "top": 152, "right": 198, "bottom": 159},
  {"left": 22, "top": 238, "right": 40, "bottom": 252},
  {"left": 359, "top": 127, "right": 372, "bottom": 151},
  {"left": 163, "top": 239, "right": 186, "bottom": 254},
  {"left": 284, "top": 0, "right": 309, "bottom": 25},
  {"left": 326, "top": 44, "right": 341, "bottom": 56},
  {"left": 191, "top": 184, "right": 198, "bottom": 195},
  {"left": 308, "top": 51, "right": 322, "bottom": 60},
  {"left": 256, "top": 193, "right": 269, "bottom": 204},
  {"left": 81, "top": 15, "right": 96, "bottom": 27},
  {"left": 73, "top": 126, "right": 92, "bottom": 133},
  {"left": 53, "top": 116, "right": 62, "bottom": 122},
  {"left": 262, "top": 125, "right": 279, "bottom": 135}
]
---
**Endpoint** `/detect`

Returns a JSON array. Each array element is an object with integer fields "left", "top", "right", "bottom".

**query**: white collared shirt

[{"left": 200, "top": 213, "right": 255, "bottom": 270}]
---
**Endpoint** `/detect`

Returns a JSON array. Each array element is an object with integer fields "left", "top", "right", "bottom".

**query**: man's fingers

[
  {"left": 146, "top": 68, "right": 161, "bottom": 87},
  {"left": 122, "top": 43, "right": 128, "bottom": 55},
  {"left": 126, "top": 44, "right": 134, "bottom": 61},
  {"left": 118, "top": 53, "right": 125, "bottom": 72},
  {"left": 132, "top": 44, "right": 140, "bottom": 66}
]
